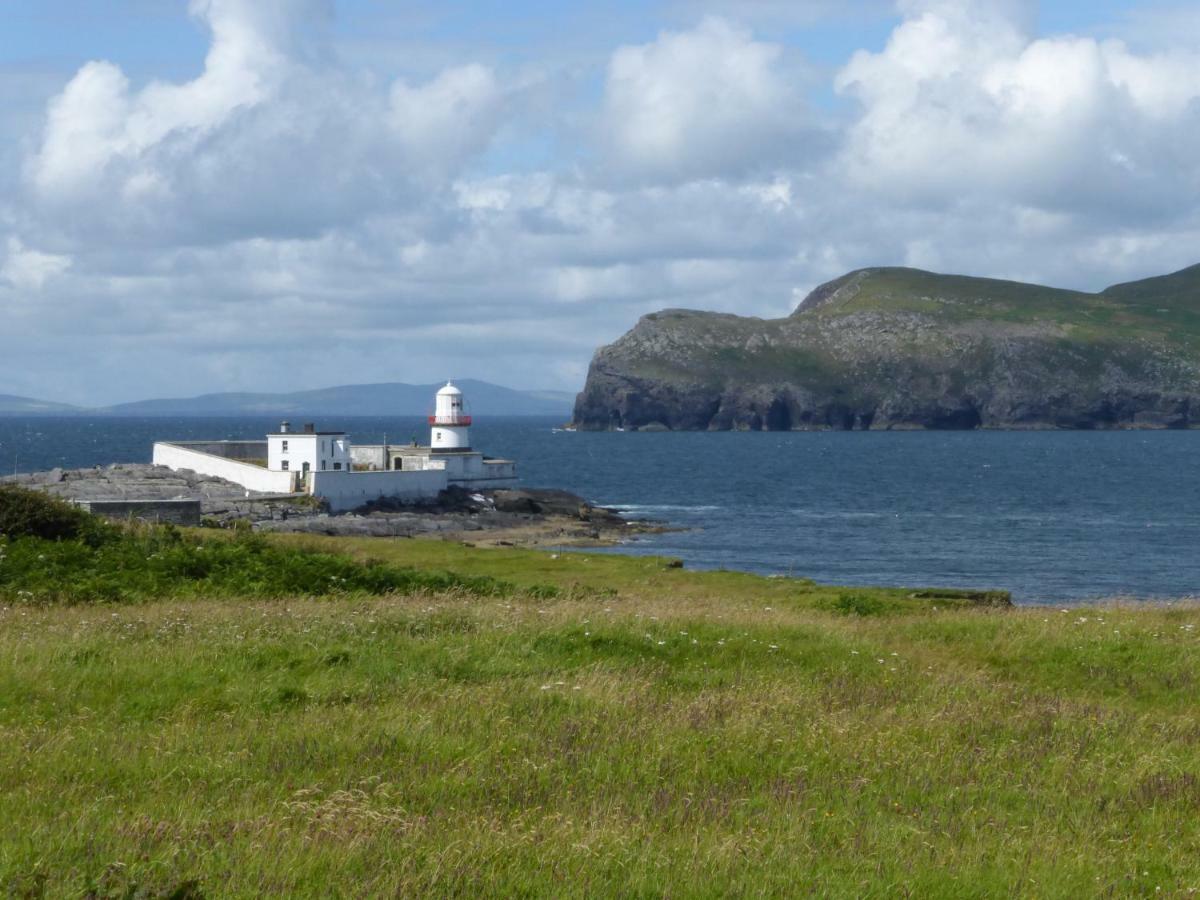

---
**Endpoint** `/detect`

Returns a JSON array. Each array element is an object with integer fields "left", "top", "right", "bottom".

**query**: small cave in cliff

[
  {"left": 765, "top": 398, "right": 792, "bottom": 431},
  {"left": 929, "top": 406, "right": 982, "bottom": 430}
]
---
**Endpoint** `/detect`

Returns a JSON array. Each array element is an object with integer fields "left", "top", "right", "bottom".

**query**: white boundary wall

[
  {"left": 153, "top": 442, "right": 296, "bottom": 494},
  {"left": 309, "top": 469, "right": 447, "bottom": 512}
]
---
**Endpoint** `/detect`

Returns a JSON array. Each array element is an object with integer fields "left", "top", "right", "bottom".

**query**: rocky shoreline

[{"left": 1, "top": 464, "right": 664, "bottom": 548}]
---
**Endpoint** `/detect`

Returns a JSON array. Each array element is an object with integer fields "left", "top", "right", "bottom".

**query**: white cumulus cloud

[
  {"left": 23, "top": 0, "right": 512, "bottom": 245},
  {"left": 602, "top": 17, "right": 812, "bottom": 180},
  {"left": 835, "top": 0, "right": 1200, "bottom": 218},
  {"left": 5, "top": 0, "right": 1200, "bottom": 406}
]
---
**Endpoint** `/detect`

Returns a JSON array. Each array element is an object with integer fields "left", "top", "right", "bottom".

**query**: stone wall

[{"left": 75, "top": 499, "right": 202, "bottom": 526}]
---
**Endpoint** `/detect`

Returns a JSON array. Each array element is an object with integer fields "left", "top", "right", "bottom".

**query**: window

[
  {"left": 334, "top": 462, "right": 342, "bottom": 471},
  {"left": 281, "top": 460, "right": 289, "bottom": 471},
  {"left": 321, "top": 460, "right": 327, "bottom": 471},
  {"left": 281, "top": 440, "right": 288, "bottom": 452}
]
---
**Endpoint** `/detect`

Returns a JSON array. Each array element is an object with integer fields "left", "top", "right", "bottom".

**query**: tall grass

[
  {"left": 0, "top": 524, "right": 551, "bottom": 605},
  {"left": 1, "top": 553, "right": 1199, "bottom": 895},
  {"left": 1, "top": 493, "right": 1197, "bottom": 895}
]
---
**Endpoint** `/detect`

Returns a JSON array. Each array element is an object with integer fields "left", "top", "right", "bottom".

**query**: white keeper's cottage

[
  {"left": 268, "top": 424, "right": 351, "bottom": 475},
  {"left": 152, "top": 381, "right": 517, "bottom": 512}
]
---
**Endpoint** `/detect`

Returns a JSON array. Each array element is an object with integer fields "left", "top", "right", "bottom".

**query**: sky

[{"left": 2, "top": 0, "right": 1199, "bottom": 406}]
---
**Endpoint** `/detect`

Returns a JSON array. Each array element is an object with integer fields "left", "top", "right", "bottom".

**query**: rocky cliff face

[{"left": 573, "top": 265, "right": 1200, "bottom": 430}]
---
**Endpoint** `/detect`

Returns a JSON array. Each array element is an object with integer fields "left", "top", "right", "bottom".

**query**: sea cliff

[{"left": 573, "top": 264, "right": 1200, "bottom": 430}]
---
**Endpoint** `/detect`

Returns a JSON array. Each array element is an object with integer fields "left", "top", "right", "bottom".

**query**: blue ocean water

[{"left": 2, "top": 415, "right": 1198, "bottom": 605}]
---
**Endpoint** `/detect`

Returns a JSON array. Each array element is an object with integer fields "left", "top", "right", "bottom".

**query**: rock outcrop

[{"left": 573, "top": 264, "right": 1200, "bottom": 431}]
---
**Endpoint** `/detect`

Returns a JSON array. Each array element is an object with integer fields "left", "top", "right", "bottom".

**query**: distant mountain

[
  {"left": 97, "top": 380, "right": 573, "bottom": 417},
  {"left": 575, "top": 263, "right": 1200, "bottom": 430},
  {"left": 0, "top": 394, "right": 83, "bottom": 415}
]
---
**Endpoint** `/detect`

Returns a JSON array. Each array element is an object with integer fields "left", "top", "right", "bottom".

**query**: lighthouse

[{"left": 430, "top": 381, "right": 471, "bottom": 452}]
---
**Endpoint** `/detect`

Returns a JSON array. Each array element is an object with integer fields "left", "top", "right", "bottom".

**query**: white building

[
  {"left": 152, "top": 382, "right": 517, "bottom": 512},
  {"left": 267, "top": 423, "right": 351, "bottom": 475}
]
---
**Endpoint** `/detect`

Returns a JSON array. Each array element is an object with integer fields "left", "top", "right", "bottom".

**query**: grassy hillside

[
  {"left": 2, "top": 506, "right": 1200, "bottom": 894},
  {"left": 801, "top": 266, "right": 1200, "bottom": 346},
  {"left": 575, "top": 263, "right": 1200, "bottom": 430}
]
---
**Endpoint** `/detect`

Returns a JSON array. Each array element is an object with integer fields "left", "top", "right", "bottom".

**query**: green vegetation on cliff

[
  {"left": 574, "top": 263, "right": 1200, "bottom": 431},
  {"left": 1, "top": 497, "right": 1199, "bottom": 895}
]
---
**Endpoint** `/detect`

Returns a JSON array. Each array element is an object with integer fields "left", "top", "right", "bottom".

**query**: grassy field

[{"left": 2, "top": 523, "right": 1200, "bottom": 896}]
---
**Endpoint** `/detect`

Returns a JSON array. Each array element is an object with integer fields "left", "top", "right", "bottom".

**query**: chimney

[
  {"left": 304, "top": 423, "right": 315, "bottom": 434},
  {"left": 279, "top": 421, "right": 291, "bottom": 434}
]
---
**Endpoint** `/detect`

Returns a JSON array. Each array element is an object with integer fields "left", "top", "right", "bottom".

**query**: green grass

[
  {"left": 617, "top": 265, "right": 1200, "bottom": 402},
  {"left": 805, "top": 266, "right": 1200, "bottom": 344},
  {"left": 0, "top": 526, "right": 539, "bottom": 605},
  {"left": 2, "top": 529, "right": 1200, "bottom": 896}
]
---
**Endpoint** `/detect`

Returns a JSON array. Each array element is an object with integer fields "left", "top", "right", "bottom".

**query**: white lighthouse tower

[{"left": 430, "top": 381, "right": 471, "bottom": 452}]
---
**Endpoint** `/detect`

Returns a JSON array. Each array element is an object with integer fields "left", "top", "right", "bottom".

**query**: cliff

[{"left": 572, "top": 265, "right": 1200, "bottom": 430}]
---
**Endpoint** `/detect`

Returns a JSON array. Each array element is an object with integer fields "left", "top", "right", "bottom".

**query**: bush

[
  {"left": 0, "top": 521, "right": 554, "bottom": 605},
  {"left": 828, "top": 592, "right": 891, "bottom": 617},
  {"left": 0, "top": 485, "right": 106, "bottom": 542}
]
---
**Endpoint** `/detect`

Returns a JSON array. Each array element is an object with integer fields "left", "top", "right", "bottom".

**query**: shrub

[
  {"left": 829, "top": 592, "right": 890, "bottom": 617},
  {"left": 0, "top": 521, "right": 555, "bottom": 605},
  {"left": 0, "top": 485, "right": 107, "bottom": 543}
]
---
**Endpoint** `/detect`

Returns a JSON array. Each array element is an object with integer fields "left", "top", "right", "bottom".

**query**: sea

[{"left": 2, "top": 415, "right": 1198, "bottom": 605}]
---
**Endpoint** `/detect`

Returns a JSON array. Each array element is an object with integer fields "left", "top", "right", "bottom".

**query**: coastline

[{"left": 0, "top": 463, "right": 666, "bottom": 549}]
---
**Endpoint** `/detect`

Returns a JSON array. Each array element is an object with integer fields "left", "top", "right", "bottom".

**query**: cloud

[
  {"left": 389, "top": 63, "right": 506, "bottom": 178},
  {"left": 6, "top": 1, "right": 1200, "bottom": 406},
  {"left": 601, "top": 17, "right": 813, "bottom": 181},
  {"left": 0, "top": 237, "right": 71, "bottom": 291},
  {"left": 23, "top": 0, "right": 511, "bottom": 245},
  {"left": 835, "top": 0, "right": 1200, "bottom": 219}
]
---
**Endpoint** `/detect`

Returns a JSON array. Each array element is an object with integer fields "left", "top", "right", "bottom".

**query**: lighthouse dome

[{"left": 437, "top": 381, "right": 462, "bottom": 397}]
